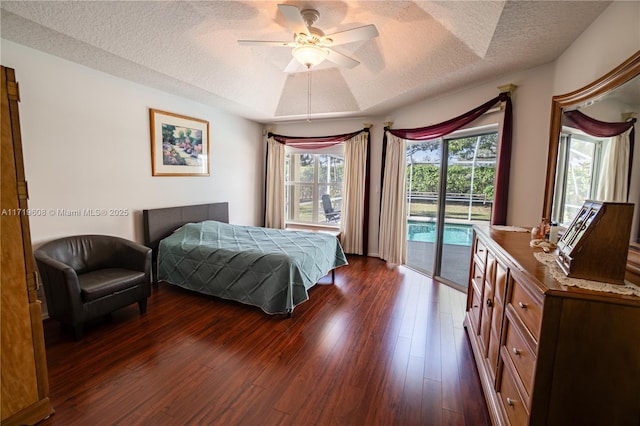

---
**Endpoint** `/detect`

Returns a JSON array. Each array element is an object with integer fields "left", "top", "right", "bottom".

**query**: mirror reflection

[
  {"left": 552, "top": 79, "right": 639, "bottom": 226},
  {"left": 545, "top": 53, "right": 640, "bottom": 243}
]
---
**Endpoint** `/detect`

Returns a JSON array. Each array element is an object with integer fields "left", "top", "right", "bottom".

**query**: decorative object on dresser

[
  {"left": 556, "top": 200, "right": 634, "bottom": 284},
  {"left": 464, "top": 225, "right": 640, "bottom": 425},
  {"left": 1, "top": 66, "right": 54, "bottom": 425}
]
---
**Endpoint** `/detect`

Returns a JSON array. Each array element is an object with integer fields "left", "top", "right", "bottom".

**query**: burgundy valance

[
  {"left": 386, "top": 92, "right": 510, "bottom": 140},
  {"left": 564, "top": 109, "right": 636, "bottom": 201},
  {"left": 268, "top": 129, "right": 367, "bottom": 149},
  {"left": 382, "top": 92, "right": 513, "bottom": 225},
  {"left": 563, "top": 109, "right": 636, "bottom": 137}
]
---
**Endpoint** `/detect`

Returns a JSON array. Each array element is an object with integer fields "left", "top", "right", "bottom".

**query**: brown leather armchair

[{"left": 34, "top": 235, "right": 151, "bottom": 339}]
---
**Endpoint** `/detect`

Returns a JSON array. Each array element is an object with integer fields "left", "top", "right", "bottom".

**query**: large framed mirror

[{"left": 543, "top": 50, "right": 640, "bottom": 250}]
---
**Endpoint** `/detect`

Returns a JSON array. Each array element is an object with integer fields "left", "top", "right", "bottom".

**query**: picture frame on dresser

[{"left": 149, "top": 108, "right": 210, "bottom": 176}]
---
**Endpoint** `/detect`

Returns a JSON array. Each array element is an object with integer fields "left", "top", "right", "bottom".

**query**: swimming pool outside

[{"left": 407, "top": 221, "right": 474, "bottom": 246}]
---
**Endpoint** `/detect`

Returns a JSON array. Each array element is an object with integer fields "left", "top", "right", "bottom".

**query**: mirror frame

[{"left": 543, "top": 50, "right": 640, "bottom": 243}]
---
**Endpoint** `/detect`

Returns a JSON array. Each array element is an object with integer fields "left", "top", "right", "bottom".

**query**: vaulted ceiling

[{"left": 1, "top": 1, "right": 612, "bottom": 123}]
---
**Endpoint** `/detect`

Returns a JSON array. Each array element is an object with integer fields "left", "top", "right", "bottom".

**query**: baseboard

[{"left": 1, "top": 397, "right": 54, "bottom": 426}]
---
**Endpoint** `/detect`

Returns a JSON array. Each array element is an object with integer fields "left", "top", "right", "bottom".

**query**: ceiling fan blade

[
  {"left": 284, "top": 57, "right": 303, "bottom": 73},
  {"left": 238, "top": 40, "right": 295, "bottom": 47},
  {"left": 325, "top": 24, "right": 379, "bottom": 46},
  {"left": 325, "top": 49, "right": 360, "bottom": 69},
  {"left": 278, "top": 4, "right": 309, "bottom": 36}
]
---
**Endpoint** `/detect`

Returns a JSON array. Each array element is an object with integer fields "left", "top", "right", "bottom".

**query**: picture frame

[{"left": 149, "top": 108, "right": 210, "bottom": 176}]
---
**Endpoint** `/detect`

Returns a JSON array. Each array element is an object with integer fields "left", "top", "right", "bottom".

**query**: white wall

[
  {"left": 1, "top": 40, "right": 264, "bottom": 246},
  {"left": 553, "top": 1, "right": 640, "bottom": 96}
]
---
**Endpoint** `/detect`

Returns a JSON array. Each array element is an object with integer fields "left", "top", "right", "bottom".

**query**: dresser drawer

[
  {"left": 487, "top": 297, "right": 505, "bottom": 377},
  {"left": 487, "top": 328, "right": 500, "bottom": 379},
  {"left": 498, "top": 361, "right": 529, "bottom": 426},
  {"left": 479, "top": 282, "right": 494, "bottom": 355},
  {"left": 503, "top": 313, "right": 536, "bottom": 400},
  {"left": 471, "top": 259, "right": 484, "bottom": 296},
  {"left": 469, "top": 283, "right": 482, "bottom": 332},
  {"left": 509, "top": 276, "right": 542, "bottom": 342},
  {"left": 495, "top": 260, "right": 508, "bottom": 303},
  {"left": 475, "top": 237, "right": 488, "bottom": 264}
]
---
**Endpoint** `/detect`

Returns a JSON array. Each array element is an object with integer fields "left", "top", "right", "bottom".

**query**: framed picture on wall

[{"left": 149, "top": 108, "right": 210, "bottom": 176}]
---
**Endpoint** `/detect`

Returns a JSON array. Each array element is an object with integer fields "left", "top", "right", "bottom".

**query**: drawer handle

[
  {"left": 512, "top": 347, "right": 521, "bottom": 356},
  {"left": 518, "top": 301, "right": 528, "bottom": 309},
  {"left": 506, "top": 397, "right": 516, "bottom": 407},
  {"left": 486, "top": 298, "right": 493, "bottom": 307}
]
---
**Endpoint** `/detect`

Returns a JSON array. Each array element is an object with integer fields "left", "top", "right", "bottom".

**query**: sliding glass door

[
  {"left": 406, "top": 128, "right": 497, "bottom": 288},
  {"left": 406, "top": 139, "right": 441, "bottom": 277}
]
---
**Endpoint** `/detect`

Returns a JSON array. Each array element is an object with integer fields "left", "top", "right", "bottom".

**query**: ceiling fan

[{"left": 238, "top": 4, "right": 379, "bottom": 73}]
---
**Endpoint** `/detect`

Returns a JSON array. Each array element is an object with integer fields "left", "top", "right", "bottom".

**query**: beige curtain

[
  {"left": 265, "top": 136, "right": 285, "bottom": 229},
  {"left": 340, "top": 132, "right": 368, "bottom": 254},
  {"left": 596, "top": 129, "right": 632, "bottom": 202},
  {"left": 379, "top": 132, "right": 407, "bottom": 264}
]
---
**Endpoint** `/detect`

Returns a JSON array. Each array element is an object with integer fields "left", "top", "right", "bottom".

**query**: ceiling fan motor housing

[
  {"left": 295, "top": 29, "right": 328, "bottom": 46},
  {"left": 300, "top": 9, "right": 320, "bottom": 26},
  {"left": 295, "top": 9, "right": 331, "bottom": 46}
]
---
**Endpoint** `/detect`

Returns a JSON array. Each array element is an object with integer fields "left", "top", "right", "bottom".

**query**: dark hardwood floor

[{"left": 39, "top": 255, "right": 490, "bottom": 425}]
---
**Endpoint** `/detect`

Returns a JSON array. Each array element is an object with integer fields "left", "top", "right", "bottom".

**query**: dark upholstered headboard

[
  {"left": 142, "top": 202, "right": 229, "bottom": 252},
  {"left": 143, "top": 202, "right": 229, "bottom": 284}
]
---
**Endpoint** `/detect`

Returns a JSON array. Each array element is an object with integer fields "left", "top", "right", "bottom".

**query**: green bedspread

[{"left": 158, "top": 220, "right": 348, "bottom": 314}]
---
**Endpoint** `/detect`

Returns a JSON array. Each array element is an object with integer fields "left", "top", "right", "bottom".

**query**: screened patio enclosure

[{"left": 405, "top": 131, "right": 497, "bottom": 288}]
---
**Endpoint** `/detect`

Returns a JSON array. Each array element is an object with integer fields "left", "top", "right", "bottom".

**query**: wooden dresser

[
  {"left": 464, "top": 226, "right": 640, "bottom": 425},
  {"left": 1, "top": 66, "right": 53, "bottom": 424}
]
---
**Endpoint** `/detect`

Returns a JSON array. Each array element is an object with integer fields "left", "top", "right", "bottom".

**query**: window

[
  {"left": 552, "top": 128, "right": 603, "bottom": 226},
  {"left": 284, "top": 145, "right": 344, "bottom": 226},
  {"left": 406, "top": 127, "right": 498, "bottom": 222}
]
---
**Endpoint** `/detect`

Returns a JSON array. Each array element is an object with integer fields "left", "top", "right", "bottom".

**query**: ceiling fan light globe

[{"left": 292, "top": 45, "right": 327, "bottom": 68}]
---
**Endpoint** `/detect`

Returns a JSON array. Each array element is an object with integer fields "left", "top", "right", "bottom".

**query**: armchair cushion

[{"left": 79, "top": 268, "right": 147, "bottom": 302}]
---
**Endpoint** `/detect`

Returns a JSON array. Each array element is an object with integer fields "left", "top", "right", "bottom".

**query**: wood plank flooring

[{"left": 39, "top": 255, "right": 490, "bottom": 425}]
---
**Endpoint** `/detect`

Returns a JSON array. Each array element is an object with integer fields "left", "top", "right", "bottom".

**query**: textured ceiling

[{"left": 0, "top": 1, "right": 612, "bottom": 123}]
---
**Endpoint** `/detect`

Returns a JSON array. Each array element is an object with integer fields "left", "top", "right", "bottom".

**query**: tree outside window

[
  {"left": 406, "top": 132, "right": 497, "bottom": 221},
  {"left": 285, "top": 152, "right": 344, "bottom": 226}
]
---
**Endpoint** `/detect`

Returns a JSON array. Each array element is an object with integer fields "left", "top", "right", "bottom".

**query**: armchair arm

[
  {"left": 111, "top": 238, "right": 152, "bottom": 277},
  {"left": 34, "top": 254, "right": 83, "bottom": 320}
]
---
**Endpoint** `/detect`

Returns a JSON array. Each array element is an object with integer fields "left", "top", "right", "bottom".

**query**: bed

[{"left": 142, "top": 203, "right": 347, "bottom": 314}]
